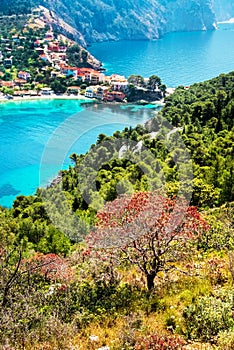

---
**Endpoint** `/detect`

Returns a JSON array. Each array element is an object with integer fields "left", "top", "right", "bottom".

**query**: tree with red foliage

[
  {"left": 87, "top": 192, "right": 209, "bottom": 291},
  {"left": 135, "top": 332, "right": 186, "bottom": 349},
  {"left": 20, "top": 253, "right": 74, "bottom": 283},
  {"left": 1, "top": 252, "right": 74, "bottom": 307}
]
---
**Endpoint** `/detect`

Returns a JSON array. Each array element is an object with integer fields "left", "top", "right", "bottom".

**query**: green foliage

[
  {"left": 0, "top": 0, "right": 38, "bottom": 15},
  {"left": 197, "top": 203, "right": 234, "bottom": 252},
  {"left": 50, "top": 79, "right": 67, "bottom": 93},
  {"left": 42, "top": 280, "right": 140, "bottom": 326},
  {"left": 57, "top": 72, "right": 234, "bottom": 209},
  {"left": 217, "top": 330, "right": 234, "bottom": 350},
  {"left": 63, "top": 45, "right": 90, "bottom": 68},
  {"left": 0, "top": 50, "right": 233, "bottom": 348},
  {"left": 183, "top": 290, "right": 234, "bottom": 341},
  {"left": 0, "top": 16, "right": 48, "bottom": 79}
]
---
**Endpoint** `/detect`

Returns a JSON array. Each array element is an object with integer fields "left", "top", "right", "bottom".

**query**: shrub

[
  {"left": 183, "top": 291, "right": 234, "bottom": 341},
  {"left": 206, "top": 256, "right": 228, "bottom": 286},
  {"left": 217, "top": 330, "right": 234, "bottom": 349}
]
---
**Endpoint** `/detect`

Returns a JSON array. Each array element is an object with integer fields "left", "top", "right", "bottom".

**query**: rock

[
  {"left": 39, "top": 0, "right": 217, "bottom": 44},
  {"left": 89, "top": 335, "right": 99, "bottom": 342},
  {"left": 213, "top": 0, "right": 234, "bottom": 21}
]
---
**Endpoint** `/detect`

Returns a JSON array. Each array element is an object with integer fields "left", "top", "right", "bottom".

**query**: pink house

[{"left": 104, "top": 91, "right": 126, "bottom": 102}]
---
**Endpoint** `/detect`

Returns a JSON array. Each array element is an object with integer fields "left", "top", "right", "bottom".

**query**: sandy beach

[
  {"left": 0, "top": 93, "right": 165, "bottom": 106},
  {"left": 0, "top": 93, "right": 92, "bottom": 104}
]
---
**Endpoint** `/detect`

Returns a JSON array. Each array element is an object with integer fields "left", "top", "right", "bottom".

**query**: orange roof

[
  {"left": 60, "top": 64, "right": 78, "bottom": 71},
  {"left": 15, "top": 79, "right": 27, "bottom": 84},
  {"left": 79, "top": 68, "right": 95, "bottom": 73},
  {"left": 0, "top": 81, "right": 15, "bottom": 87}
]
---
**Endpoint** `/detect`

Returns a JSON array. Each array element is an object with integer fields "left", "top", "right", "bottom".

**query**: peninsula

[{"left": 0, "top": 8, "right": 167, "bottom": 104}]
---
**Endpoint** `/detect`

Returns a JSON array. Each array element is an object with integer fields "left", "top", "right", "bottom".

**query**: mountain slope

[
  {"left": 39, "top": 0, "right": 216, "bottom": 43},
  {"left": 213, "top": 0, "right": 234, "bottom": 21},
  {"left": 3, "top": 1, "right": 233, "bottom": 44}
]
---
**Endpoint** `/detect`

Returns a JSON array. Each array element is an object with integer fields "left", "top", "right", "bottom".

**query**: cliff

[
  {"left": 212, "top": 0, "right": 234, "bottom": 21},
  {"left": 38, "top": 0, "right": 216, "bottom": 44},
  {"left": 1, "top": 0, "right": 225, "bottom": 45}
]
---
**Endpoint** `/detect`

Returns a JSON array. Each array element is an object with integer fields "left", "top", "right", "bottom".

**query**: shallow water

[{"left": 0, "top": 99, "right": 159, "bottom": 207}]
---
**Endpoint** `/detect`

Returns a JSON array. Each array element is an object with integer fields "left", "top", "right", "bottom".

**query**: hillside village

[{"left": 0, "top": 9, "right": 167, "bottom": 103}]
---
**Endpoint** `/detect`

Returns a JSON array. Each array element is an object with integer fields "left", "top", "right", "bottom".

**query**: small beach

[{"left": 0, "top": 93, "right": 92, "bottom": 104}]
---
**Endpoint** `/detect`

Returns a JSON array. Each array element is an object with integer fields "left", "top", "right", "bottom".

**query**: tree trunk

[{"left": 146, "top": 273, "right": 156, "bottom": 291}]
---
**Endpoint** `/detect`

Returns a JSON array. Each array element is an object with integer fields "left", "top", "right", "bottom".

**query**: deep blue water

[
  {"left": 89, "top": 23, "right": 234, "bottom": 86},
  {"left": 0, "top": 99, "right": 158, "bottom": 207}
]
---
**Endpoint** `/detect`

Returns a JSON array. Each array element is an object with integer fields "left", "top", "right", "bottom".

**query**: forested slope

[
  {"left": 57, "top": 71, "right": 233, "bottom": 215},
  {"left": 4, "top": 70, "right": 233, "bottom": 252}
]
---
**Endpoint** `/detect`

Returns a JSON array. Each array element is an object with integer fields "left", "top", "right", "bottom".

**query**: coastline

[
  {"left": 217, "top": 17, "right": 234, "bottom": 24},
  {"left": 0, "top": 97, "right": 161, "bottom": 208},
  {"left": 0, "top": 93, "right": 165, "bottom": 107},
  {"left": 0, "top": 93, "right": 93, "bottom": 104}
]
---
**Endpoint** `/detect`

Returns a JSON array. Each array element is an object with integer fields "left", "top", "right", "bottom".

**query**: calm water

[
  {"left": 1, "top": 24, "right": 234, "bottom": 207},
  {"left": 89, "top": 23, "right": 234, "bottom": 86},
  {"left": 0, "top": 99, "right": 158, "bottom": 207}
]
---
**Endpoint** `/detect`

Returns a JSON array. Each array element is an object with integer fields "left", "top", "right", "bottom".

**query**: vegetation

[
  {"left": 0, "top": 0, "right": 38, "bottom": 15},
  {"left": 87, "top": 192, "right": 208, "bottom": 291},
  {"left": 0, "top": 13, "right": 166, "bottom": 101},
  {"left": 0, "top": 71, "right": 234, "bottom": 349},
  {"left": 0, "top": 13, "right": 96, "bottom": 97}
]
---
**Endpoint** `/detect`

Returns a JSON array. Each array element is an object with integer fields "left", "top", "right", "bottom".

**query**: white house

[
  {"left": 41, "top": 87, "right": 53, "bottom": 95},
  {"left": 111, "top": 81, "right": 129, "bottom": 92},
  {"left": 85, "top": 86, "right": 95, "bottom": 98},
  {"left": 18, "top": 71, "right": 31, "bottom": 80}
]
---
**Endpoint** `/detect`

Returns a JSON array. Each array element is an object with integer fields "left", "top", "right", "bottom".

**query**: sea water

[
  {"left": 1, "top": 23, "right": 234, "bottom": 207},
  {"left": 89, "top": 23, "right": 234, "bottom": 86},
  {"left": 0, "top": 99, "right": 158, "bottom": 207}
]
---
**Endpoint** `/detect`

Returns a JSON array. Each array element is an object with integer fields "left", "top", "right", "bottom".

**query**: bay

[
  {"left": 89, "top": 23, "right": 234, "bottom": 86},
  {"left": 0, "top": 99, "right": 158, "bottom": 207},
  {"left": 1, "top": 24, "right": 234, "bottom": 208}
]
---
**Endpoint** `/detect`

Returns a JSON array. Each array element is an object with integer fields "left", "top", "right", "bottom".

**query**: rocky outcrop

[
  {"left": 2, "top": 0, "right": 224, "bottom": 45},
  {"left": 163, "top": 0, "right": 217, "bottom": 32},
  {"left": 212, "top": 0, "right": 234, "bottom": 21},
  {"left": 39, "top": 0, "right": 216, "bottom": 44}
]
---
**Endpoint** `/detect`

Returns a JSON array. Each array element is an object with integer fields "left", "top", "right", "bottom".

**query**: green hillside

[{"left": 0, "top": 71, "right": 234, "bottom": 349}]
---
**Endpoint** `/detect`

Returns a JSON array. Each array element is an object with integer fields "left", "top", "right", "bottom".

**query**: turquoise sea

[
  {"left": 1, "top": 23, "right": 234, "bottom": 208},
  {"left": 89, "top": 23, "right": 234, "bottom": 86},
  {"left": 0, "top": 99, "right": 157, "bottom": 207}
]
